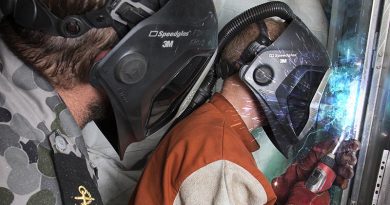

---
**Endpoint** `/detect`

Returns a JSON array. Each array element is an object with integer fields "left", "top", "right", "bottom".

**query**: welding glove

[{"left": 271, "top": 139, "right": 360, "bottom": 205}]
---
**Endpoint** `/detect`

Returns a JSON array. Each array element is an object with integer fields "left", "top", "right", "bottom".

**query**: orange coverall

[{"left": 130, "top": 93, "right": 277, "bottom": 204}]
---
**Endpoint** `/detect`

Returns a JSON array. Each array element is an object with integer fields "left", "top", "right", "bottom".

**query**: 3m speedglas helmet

[
  {"left": 0, "top": 0, "right": 218, "bottom": 156},
  {"left": 216, "top": 2, "right": 331, "bottom": 156}
]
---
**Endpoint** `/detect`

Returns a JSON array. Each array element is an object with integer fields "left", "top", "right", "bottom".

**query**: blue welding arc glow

[
  {"left": 315, "top": 60, "right": 361, "bottom": 142},
  {"left": 346, "top": 48, "right": 351, "bottom": 62},
  {"left": 294, "top": 32, "right": 367, "bottom": 159},
  {"left": 332, "top": 79, "right": 359, "bottom": 150},
  {"left": 343, "top": 80, "right": 359, "bottom": 127}
]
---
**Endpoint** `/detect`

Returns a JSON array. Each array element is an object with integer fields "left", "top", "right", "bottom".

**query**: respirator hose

[
  {"left": 217, "top": 1, "right": 295, "bottom": 63},
  {"left": 177, "top": 69, "right": 217, "bottom": 121}
]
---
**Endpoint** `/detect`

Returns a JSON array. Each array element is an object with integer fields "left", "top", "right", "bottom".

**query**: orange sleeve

[{"left": 129, "top": 93, "right": 276, "bottom": 205}]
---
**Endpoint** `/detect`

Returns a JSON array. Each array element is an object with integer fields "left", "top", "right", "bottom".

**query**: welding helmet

[
  {"left": 217, "top": 2, "right": 331, "bottom": 156},
  {"left": 0, "top": 0, "right": 218, "bottom": 155}
]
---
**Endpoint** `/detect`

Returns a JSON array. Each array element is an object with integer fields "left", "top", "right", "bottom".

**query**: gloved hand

[
  {"left": 286, "top": 182, "right": 330, "bottom": 205},
  {"left": 272, "top": 139, "right": 360, "bottom": 205}
]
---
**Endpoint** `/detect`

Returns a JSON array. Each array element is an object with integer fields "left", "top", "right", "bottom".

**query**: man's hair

[{"left": 0, "top": 0, "right": 118, "bottom": 89}]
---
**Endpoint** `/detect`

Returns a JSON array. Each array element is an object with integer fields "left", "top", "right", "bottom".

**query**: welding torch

[{"left": 305, "top": 127, "right": 350, "bottom": 193}]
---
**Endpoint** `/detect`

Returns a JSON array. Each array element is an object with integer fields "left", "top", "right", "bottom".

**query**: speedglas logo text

[{"left": 148, "top": 30, "right": 191, "bottom": 38}]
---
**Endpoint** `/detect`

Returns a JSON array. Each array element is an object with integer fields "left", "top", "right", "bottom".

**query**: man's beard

[
  {"left": 88, "top": 98, "right": 119, "bottom": 150},
  {"left": 81, "top": 99, "right": 110, "bottom": 128},
  {"left": 88, "top": 102, "right": 108, "bottom": 121}
]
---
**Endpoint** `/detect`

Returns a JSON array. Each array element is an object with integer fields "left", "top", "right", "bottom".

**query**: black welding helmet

[
  {"left": 90, "top": 0, "right": 218, "bottom": 155},
  {"left": 217, "top": 2, "right": 331, "bottom": 156},
  {"left": 0, "top": 0, "right": 218, "bottom": 156}
]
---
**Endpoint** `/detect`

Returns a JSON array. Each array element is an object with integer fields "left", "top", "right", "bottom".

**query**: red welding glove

[
  {"left": 285, "top": 181, "right": 330, "bottom": 205},
  {"left": 271, "top": 139, "right": 360, "bottom": 204}
]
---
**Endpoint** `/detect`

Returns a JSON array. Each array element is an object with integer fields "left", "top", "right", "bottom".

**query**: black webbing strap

[
  {"left": 116, "top": 2, "right": 152, "bottom": 28},
  {"left": 49, "top": 131, "right": 103, "bottom": 205},
  {"left": 53, "top": 153, "right": 103, "bottom": 205}
]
